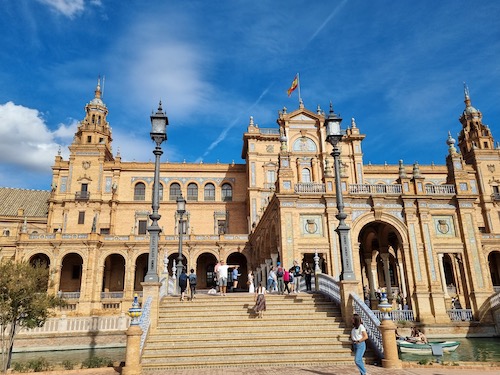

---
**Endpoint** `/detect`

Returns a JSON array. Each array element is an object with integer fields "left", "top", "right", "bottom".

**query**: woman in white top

[
  {"left": 247, "top": 271, "right": 255, "bottom": 293},
  {"left": 351, "top": 314, "right": 368, "bottom": 375},
  {"left": 253, "top": 282, "right": 266, "bottom": 318}
]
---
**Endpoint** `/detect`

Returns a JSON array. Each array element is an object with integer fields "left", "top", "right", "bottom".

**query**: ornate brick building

[{"left": 1, "top": 82, "right": 499, "bottom": 323}]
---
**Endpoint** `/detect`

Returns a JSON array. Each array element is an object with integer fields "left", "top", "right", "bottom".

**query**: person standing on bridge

[{"left": 351, "top": 313, "right": 368, "bottom": 375}]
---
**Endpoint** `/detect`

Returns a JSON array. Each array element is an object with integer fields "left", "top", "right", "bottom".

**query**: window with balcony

[
  {"left": 204, "top": 183, "right": 215, "bottom": 201},
  {"left": 169, "top": 183, "right": 182, "bottom": 201},
  {"left": 222, "top": 183, "right": 233, "bottom": 202},
  {"left": 187, "top": 183, "right": 198, "bottom": 201},
  {"left": 134, "top": 182, "right": 146, "bottom": 201},
  {"left": 75, "top": 183, "right": 90, "bottom": 200}
]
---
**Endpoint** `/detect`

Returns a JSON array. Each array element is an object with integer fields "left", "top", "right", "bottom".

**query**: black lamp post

[
  {"left": 325, "top": 103, "right": 356, "bottom": 281},
  {"left": 176, "top": 195, "right": 187, "bottom": 292},
  {"left": 144, "top": 101, "right": 168, "bottom": 283}
]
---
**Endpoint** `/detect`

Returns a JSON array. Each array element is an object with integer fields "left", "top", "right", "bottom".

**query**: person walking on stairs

[
  {"left": 253, "top": 282, "right": 267, "bottom": 318},
  {"left": 216, "top": 259, "right": 238, "bottom": 296},
  {"left": 351, "top": 313, "right": 368, "bottom": 375},
  {"left": 179, "top": 269, "right": 188, "bottom": 301},
  {"left": 188, "top": 268, "right": 197, "bottom": 301}
]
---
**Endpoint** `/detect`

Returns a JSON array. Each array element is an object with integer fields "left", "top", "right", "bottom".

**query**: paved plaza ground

[{"left": 20, "top": 363, "right": 500, "bottom": 375}]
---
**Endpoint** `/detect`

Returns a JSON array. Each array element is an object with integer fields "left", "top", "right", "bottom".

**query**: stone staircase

[{"left": 141, "top": 292, "right": 359, "bottom": 371}]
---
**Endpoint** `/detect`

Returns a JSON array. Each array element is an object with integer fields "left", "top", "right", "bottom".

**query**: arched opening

[
  {"left": 358, "top": 221, "right": 406, "bottom": 308},
  {"left": 488, "top": 251, "right": 500, "bottom": 292},
  {"left": 134, "top": 253, "right": 148, "bottom": 291},
  {"left": 221, "top": 183, "right": 233, "bottom": 202},
  {"left": 60, "top": 253, "right": 83, "bottom": 294},
  {"left": 102, "top": 254, "right": 125, "bottom": 296},
  {"left": 227, "top": 252, "right": 248, "bottom": 291},
  {"left": 196, "top": 252, "right": 218, "bottom": 288},
  {"left": 167, "top": 252, "right": 187, "bottom": 276},
  {"left": 29, "top": 253, "right": 50, "bottom": 268}
]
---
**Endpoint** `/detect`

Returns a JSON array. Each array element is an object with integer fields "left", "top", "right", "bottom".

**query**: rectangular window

[
  {"left": 138, "top": 220, "right": 148, "bottom": 235},
  {"left": 78, "top": 211, "right": 85, "bottom": 224},
  {"left": 81, "top": 183, "right": 88, "bottom": 192},
  {"left": 100, "top": 228, "right": 110, "bottom": 235},
  {"left": 87, "top": 136, "right": 92, "bottom": 143}
]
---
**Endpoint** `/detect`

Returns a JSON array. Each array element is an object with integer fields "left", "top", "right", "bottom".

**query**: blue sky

[{"left": 1, "top": 1, "right": 500, "bottom": 190}]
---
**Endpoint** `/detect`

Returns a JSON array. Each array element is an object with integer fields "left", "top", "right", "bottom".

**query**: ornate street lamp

[
  {"left": 325, "top": 103, "right": 356, "bottom": 281},
  {"left": 144, "top": 101, "right": 168, "bottom": 282},
  {"left": 176, "top": 195, "right": 187, "bottom": 293}
]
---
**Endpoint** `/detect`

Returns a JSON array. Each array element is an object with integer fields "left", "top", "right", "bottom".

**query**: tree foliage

[{"left": 0, "top": 260, "right": 64, "bottom": 372}]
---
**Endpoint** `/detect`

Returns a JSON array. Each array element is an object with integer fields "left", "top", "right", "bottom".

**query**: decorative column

[
  {"left": 378, "top": 294, "right": 402, "bottom": 369},
  {"left": 397, "top": 261, "right": 407, "bottom": 298},
  {"left": 121, "top": 294, "right": 143, "bottom": 375},
  {"left": 364, "top": 258, "right": 377, "bottom": 303},
  {"left": 380, "top": 253, "right": 393, "bottom": 301},
  {"left": 271, "top": 253, "right": 279, "bottom": 268}
]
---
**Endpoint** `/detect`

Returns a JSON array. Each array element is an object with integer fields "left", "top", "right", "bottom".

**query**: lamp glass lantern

[
  {"left": 150, "top": 102, "right": 168, "bottom": 138},
  {"left": 325, "top": 105, "right": 343, "bottom": 144},
  {"left": 176, "top": 195, "right": 186, "bottom": 214}
]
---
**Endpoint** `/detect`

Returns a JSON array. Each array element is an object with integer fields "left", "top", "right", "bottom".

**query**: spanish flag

[{"left": 287, "top": 74, "right": 299, "bottom": 97}]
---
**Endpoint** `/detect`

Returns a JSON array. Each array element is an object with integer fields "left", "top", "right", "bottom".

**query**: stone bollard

[
  {"left": 122, "top": 294, "right": 143, "bottom": 375},
  {"left": 378, "top": 294, "right": 402, "bottom": 369}
]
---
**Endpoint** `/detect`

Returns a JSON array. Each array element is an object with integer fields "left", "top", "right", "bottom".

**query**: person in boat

[
  {"left": 414, "top": 329, "right": 428, "bottom": 344},
  {"left": 395, "top": 328, "right": 404, "bottom": 340}
]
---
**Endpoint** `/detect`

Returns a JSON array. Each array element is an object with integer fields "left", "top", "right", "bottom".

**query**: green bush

[
  {"left": 11, "top": 362, "right": 28, "bottom": 372},
  {"left": 418, "top": 358, "right": 430, "bottom": 365},
  {"left": 28, "top": 357, "right": 53, "bottom": 372},
  {"left": 81, "top": 355, "right": 113, "bottom": 368},
  {"left": 62, "top": 359, "right": 76, "bottom": 370}
]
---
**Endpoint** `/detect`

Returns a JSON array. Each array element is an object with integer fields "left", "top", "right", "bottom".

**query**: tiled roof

[{"left": 0, "top": 187, "right": 50, "bottom": 217}]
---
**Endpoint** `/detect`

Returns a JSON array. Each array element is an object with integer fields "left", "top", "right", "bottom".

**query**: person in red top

[{"left": 283, "top": 269, "right": 291, "bottom": 294}]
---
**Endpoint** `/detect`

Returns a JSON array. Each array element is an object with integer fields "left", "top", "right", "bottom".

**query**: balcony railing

[
  {"left": 447, "top": 309, "right": 473, "bottom": 321},
  {"left": 425, "top": 184, "right": 456, "bottom": 194},
  {"left": 349, "top": 184, "right": 402, "bottom": 194},
  {"left": 59, "top": 292, "right": 80, "bottom": 299},
  {"left": 492, "top": 193, "right": 500, "bottom": 201},
  {"left": 373, "top": 309, "right": 415, "bottom": 322},
  {"left": 75, "top": 191, "right": 90, "bottom": 200},
  {"left": 295, "top": 182, "right": 326, "bottom": 193},
  {"left": 100, "top": 292, "right": 124, "bottom": 299}
]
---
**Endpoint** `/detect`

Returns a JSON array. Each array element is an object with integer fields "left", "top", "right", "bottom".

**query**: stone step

[
  {"left": 142, "top": 291, "right": 354, "bottom": 370},
  {"left": 145, "top": 337, "right": 352, "bottom": 349},
  {"left": 142, "top": 351, "right": 354, "bottom": 370}
]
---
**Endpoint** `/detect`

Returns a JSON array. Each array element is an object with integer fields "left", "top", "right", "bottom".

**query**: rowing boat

[{"left": 397, "top": 340, "right": 460, "bottom": 355}]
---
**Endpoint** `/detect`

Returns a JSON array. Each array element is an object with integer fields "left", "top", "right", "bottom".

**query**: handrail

[
  {"left": 316, "top": 274, "right": 383, "bottom": 359},
  {"left": 139, "top": 296, "right": 152, "bottom": 354},
  {"left": 351, "top": 292, "right": 384, "bottom": 359}
]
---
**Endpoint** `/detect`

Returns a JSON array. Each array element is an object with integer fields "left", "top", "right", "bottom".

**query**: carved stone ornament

[
  {"left": 305, "top": 219, "right": 318, "bottom": 234},
  {"left": 82, "top": 161, "right": 91, "bottom": 170},
  {"left": 437, "top": 219, "right": 450, "bottom": 234}
]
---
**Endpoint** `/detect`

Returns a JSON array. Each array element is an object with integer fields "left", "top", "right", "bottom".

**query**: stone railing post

[{"left": 122, "top": 294, "right": 143, "bottom": 375}]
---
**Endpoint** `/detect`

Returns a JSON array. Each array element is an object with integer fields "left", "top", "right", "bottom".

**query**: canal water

[
  {"left": 400, "top": 337, "right": 500, "bottom": 363},
  {"left": 9, "top": 347, "right": 125, "bottom": 368}
]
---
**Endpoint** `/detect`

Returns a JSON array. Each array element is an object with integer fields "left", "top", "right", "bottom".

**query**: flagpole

[{"left": 297, "top": 73, "right": 301, "bottom": 104}]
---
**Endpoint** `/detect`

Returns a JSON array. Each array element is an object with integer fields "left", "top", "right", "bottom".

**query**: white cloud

[
  {"left": 0, "top": 102, "right": 74, "bottom": 172},
  {"left": 36, "top": 0, "right": 101, "bottom": 18}
]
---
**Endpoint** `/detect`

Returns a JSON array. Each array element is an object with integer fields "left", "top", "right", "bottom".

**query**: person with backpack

[
  {"left": 188, "top": 268, "right": 197, "bottom": 301},
  {"left": 290, "top": 260, "right": 301, "bottom": 293},
  {"left": 276, "top": 262, "right": 285, "bottom": 295},
  {"left": 178, "top": 269, "right": 188, "bottom": 301}
]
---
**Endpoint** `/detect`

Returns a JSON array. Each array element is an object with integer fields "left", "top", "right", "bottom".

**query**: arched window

[
  {"left": 134, "top": 182, "right": 146, "bottom": 201},
  {"left": 301, "top": 168, "right": 311, "bottom": 183},
  {"left": 169, "top": 183, "right": 182, "bottom": 201},
  {"left": 159, "top": 183, "right": 164, "bottom": 201},
  {"left": 187, "top": 183, "right": 198, "bottom": 201},
  {"left": 204, "top": 183, "right": 215, "bottom": 201},
  {"left": 222, "top": 183, "right": 233, "bottom": 202}
]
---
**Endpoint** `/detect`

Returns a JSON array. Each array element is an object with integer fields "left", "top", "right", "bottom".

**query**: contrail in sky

[
  {"left": 308, "top": 0, "right": 348, "bottom": 44},
  {"left": 197, "top": 84, "right": 272, "bottom": 161}
]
